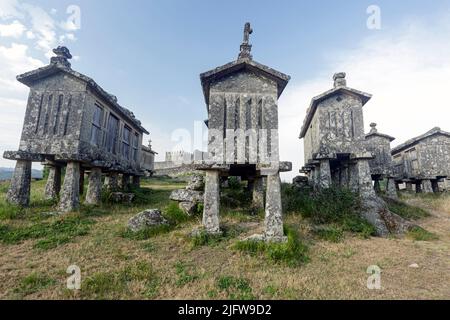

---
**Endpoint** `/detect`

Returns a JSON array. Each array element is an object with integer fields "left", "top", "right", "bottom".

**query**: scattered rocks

[
  {"left": 169, "top": 189, "right": 203, "bottom": 203},
  {"left": 292, "top": 176, "right": 309, "bottom": 189},
  {"left": 128, "top": 209, "right": 169, "bottom": 232},
  {"left": 186, "top": 174, "right": 204, "bottom": 191},
  {"left": 170, "top": 174, "right": 204, "bottom": 215},
  {"left": 409, "top": 263, "right": 420, "bottom": 269}
]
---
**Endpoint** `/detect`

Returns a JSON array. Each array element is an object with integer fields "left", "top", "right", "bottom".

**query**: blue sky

[{"left": 1, "top": 0, "right": 450, "bottom": 179}]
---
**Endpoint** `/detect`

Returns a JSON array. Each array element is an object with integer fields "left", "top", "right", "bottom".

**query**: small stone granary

[
  {"left": 365, "top": 123, "right": 398, "bottom": 199},
  {"left": 391, "top": 127, "right": 450, "bottom": 193},
  {"left": 198, "top": 23, "right": 292, "bottom": 242},
  {"left": 141, "top": 140, "right": 158, "bottom": 177},
  {"left": 4, "top": 46, "right": 151, "bottom": 212},
  {"left": 299, "top": 73, "right": 412, "bottom": 236}
]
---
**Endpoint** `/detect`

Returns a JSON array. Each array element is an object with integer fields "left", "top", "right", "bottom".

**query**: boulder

[
  {"left": 179, "top": 201, "right": 198, "bottom": 216},
  {"left": 292, "top": 176, "right": 309, "bottom": 189},
  {"left": 128, "top": 209, "right": 169, "bottom": 232},
  {"left": 169, "top": 189, "right": 203, "bottom": 203},
  {"left": 186, "top": 174, "right": 204, "bottom": 191}
]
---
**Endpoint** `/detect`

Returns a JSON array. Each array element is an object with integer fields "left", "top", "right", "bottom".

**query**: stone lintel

[
  {"left": 350, "top": 152, "right": 374, "bottom": 160},
  {"left": 314, "top": 153, "right": 337, "bottom": 160},
  {"left": 3, "top": 151, "right": 44, "bottom": 162}
]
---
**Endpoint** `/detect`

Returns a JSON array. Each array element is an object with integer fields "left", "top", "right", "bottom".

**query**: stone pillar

[
  {"left": 406, "top": 182, "right": 413, "bottom": 192},
  {"left": 58, "top": 162, "right": 80, "bottom": 213},
  {"left": 44, "top": 166, "right": 61, "bottom": 200},
  {"left": 318, "top": 160, "right": 331, "bottom": 189},
  {"left": 79, "top": 168, "right": 85, "bottom": 195},
  {"left": 356, "top": 160, "right": 376, "bottom": 197},
  {"left": 85, "top": 167, "right": 102, "bottom": 205},
  {"left": 348, "top": 162, "right": 359, "bottom": 192},
  {"left": 132, "top": 175, "right": 141, "bottom": 188},
  {"left": 422, "top": 179, "right": 433, "bottom": 193},
  {"left": 386, "top": 178, "right": 398, "bottom": 199},
  {"left": 431, "top": 180, "right": 440, "bottom": 193},
  {"left": 415, "top": 182, "right": 422, "bottom": 193},
  {"left": 203, "top": 171, "right": 220, "bottom": 234},
  {"left": 6, "top": 160, "right": 32, "bottom": 207},
  {"left": 121, "top": 174, "right": 131, "bottom": 191},
  {"left": 373, "top": 179, "right": 381, "bottom": 193},
  {"left": 104, "top": 172, "right": 118, "bottom": 190},
  {"left": 251, "top": 177, "right": 265, "bottom": 209},
  {"left": 264, "top": 173, "right": 286, "bottom": 242},
  {"left": 340, "top": 165, "right": 349, "bottom": 188}
]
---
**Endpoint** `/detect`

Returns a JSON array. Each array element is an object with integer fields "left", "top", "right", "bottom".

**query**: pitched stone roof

[
  {"left": 365, "top": 123, "right": 395, "bottom": 142},
  {"left": 391, "top": 127, "right": 450, "bottom": 154},
  {"left": 200, "top": 58, "right": 290, "bottom": 107},
  {"left": 299, "top": 84, "right": 372, "bottom": 139},
  {"left": 17, "top": 54, "right": 149, "bottom": 135}
]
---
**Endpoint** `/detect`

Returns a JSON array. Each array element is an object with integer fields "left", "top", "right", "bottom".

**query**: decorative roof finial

[
  {"left": 148, "top": 139, "right": 152, "bottom": 149},
  {"left": 370, "top": 123, "right": 378, "bottom": 134},
  {"left": 238, "top": 22, "right": 253, "bottom": 60},
  {"left": 333, "top": 72, "right": 347, "bottom": 88},
  {"left": 50, "top": 46, "right": 72, "bottom": 68}
]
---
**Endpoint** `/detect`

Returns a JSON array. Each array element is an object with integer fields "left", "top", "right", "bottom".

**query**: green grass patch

[
  {"left": 174, "top": 261, "right": 199, "bottom": 287},
  {"left": 13, "top": 273, "right": 56, "bottom": 298},
  {"left": 216, "top": 275, "right": 254, "bottom": 300},
  {"left": 0, "top": 215, "right": 94, "bottom": 249},
  {"left": 119, "top": 224, "right": 172, "bottom": 241},
  {"left": 233, "top": 226, "right": 310, "bottom": 267},
  {"left": 190, "top": 225, "right": 244, "bottom": 248},
  {"left": 406, "top": 227, "right": 439, "bottom": 241},
  {"left": 313, "top": 225, "right": 344, "bottom": 243},
  {"left": 81, "top": 261, "right": 157, "bottom": 299},
  {"left": 384, "top": 197, "right": 430, "bottom": 220}
]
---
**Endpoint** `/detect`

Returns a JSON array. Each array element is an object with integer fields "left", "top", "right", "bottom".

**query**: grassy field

[{"left": 0, "top": 178, "right": 449, "bottom": 300}]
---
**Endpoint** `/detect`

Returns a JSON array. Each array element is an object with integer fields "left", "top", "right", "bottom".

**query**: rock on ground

[{"left": 128, "top": 209, "right": 169, "bottom": 232}]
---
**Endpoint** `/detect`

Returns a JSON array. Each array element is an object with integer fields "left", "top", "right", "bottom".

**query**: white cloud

[
  {"left": 279, "top": 12, "right": 450, "bottom": 181},
  {"left": 0, "top": 0, "right": 23, "bottom": 19},
  {"left": 0, "top": 19, "right": 26, "bottom": 37}
]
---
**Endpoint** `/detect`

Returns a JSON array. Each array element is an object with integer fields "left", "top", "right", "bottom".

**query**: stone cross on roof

[
  {"left": 238, "top": 22, "right": 253, "bottom": 60},
  {"left": 333, "top": 72, "right": 347, "bottom": 88},
  {"left": 50, "top": 46, "right": 72, "bottom": 68},
  {"left": 369, "top": 123, "right": 378, "bottom": 134}
]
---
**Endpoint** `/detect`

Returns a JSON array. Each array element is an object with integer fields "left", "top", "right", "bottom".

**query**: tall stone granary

[{"left": 198, "top": 23, "right": 292, "bottom": 242}]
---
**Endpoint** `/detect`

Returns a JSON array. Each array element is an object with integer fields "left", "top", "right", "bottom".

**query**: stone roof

[
  {"left": 200, "top": 58, "right": 290, "bottom": 108},
  {"left": 299, "top": 73, "right": 372, "bottom": 139},
  {"left": 365, "top": 123, "right": 395, "bottom": 142},
  {"left": 391, "top": 127, "right": 450, "bottom": 154},
  {"left": 16, "top": 47, "right": 149, "bottom": 135}
]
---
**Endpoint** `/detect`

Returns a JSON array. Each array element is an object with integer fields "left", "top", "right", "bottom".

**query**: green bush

[{"left": 234, "top": 226, "right": 309, "bottom": 267}]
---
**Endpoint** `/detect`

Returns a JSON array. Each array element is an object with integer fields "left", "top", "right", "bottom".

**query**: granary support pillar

[
  {"left": 44, "top": 165, "right": 61, "bottom": 201},
  {"left": 373, "top": 179, "right": 381, "bottom": 194},
  {"left": 202, "top": 170, "right": 221, "bottom": 234},
  {"left": 422, "top": 179, "right": 433, "bottom": 193},
  {"left": 415, "top": 182, "right": 422, "bottom": 193},
  {"left": 264, "top": 172, "right": 286, "bottom": 242},
  {"left": 340, "top": 165, "right": 349, "bottom": 188},
  {"left": 132, "top": 175, "right": 141, "bottom": 188},
  {"left": 121, "top": 173, "right": 131, "bottom": 190},
  {"left": 79, "top": 168, "right": 85, "bottom": 195},
  {"left": 85, "top": 167, "right": 102, "bottom": 205},
  {"left": 406, "top": 182, "right": 413, "bottom": 192},
  {"left": 386, "top": 178, "right": 398, "bottom": 199},
  {"left": 318, "top": 159, "right": 332, "bottom": 189},
  {"left": 58, "top": 161, "right": 80, "bottom": 213},
  {"left": 355, "top": 159, "right": 376, "bottom": 198},
  {"left": 6, "top": 160, "right": 32, "bottom": 207},
  {"left": 104, "top": 172, "right": 119, "bottom": 190},
  {"left": 348, "top": 162, "right": 359, "bottom": 192},
  {"left": 431, "top": 180, "right": 440, "bottom": 193},
  {"left": 313, "top": 166, "right": 320, "bottom": 190},
  {"left": 251, "top": 177, "right": 265, "bottom": 209}
]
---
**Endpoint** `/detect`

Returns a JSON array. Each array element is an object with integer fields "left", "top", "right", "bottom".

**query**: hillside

[
  {"left": 0, "top": 177, "right": 449, "bottom": 300},
  {"left": 0, "top": 168, "right": 43, "bottom": 181}
]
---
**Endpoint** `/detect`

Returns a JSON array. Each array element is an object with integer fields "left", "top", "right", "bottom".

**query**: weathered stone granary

[
  {"left": 198, "top": 23, "right": 292, "bottom": 242},
  {"left": 4, "top": 46, "right": 150, "bottom": 211},
  {"left": 391, "top": 127, "right": 450, "bottom": 193},
  {"left": 299, "top": 73, "right": 411, "bottom": 236},
  {"left": 365, "top": 123, "right": 398, "bottom": 198},
  {"left": 141, "top": 140, "right": 157, "bottom": 177}
]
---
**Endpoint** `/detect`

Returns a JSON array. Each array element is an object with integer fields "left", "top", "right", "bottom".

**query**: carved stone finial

[
  {"left": 50, "top": 46, "right": 72, "bottom": 68},
  {"left": 333, "top": 72, "right": 347, "bottom": 88},
  {"left": 148, "top": 139, "right": 152, "bottom": 149},
  {"left": 238, "top": 22, "right": 253, "bottom": 60},
  {"left": 370, "top": 123, "right": 378, "bottom": 134}
]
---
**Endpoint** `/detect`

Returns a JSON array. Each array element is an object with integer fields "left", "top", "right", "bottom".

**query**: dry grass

[{"left": 0, "top": 179, "right": 449, "bottom": 300}]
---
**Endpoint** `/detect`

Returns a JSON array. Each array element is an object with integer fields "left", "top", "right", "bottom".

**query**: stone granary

[
  {"left": 299, "top": 73, "right": 412, "bottom": 236},
  {"left": 391, "top": 127, "right": 450, "bottom": 193},
  {"left": 365, "top": 123, "right": 398, "bottom": 198},
  {"left": 141, "top": 140, "right": 157, "bottom": 177},
  {"left": 4, "top": 46, "right": 150, "bottom": 212},
  {"left": 198, "top": 23, "right": 292, "bottom": 242}
]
